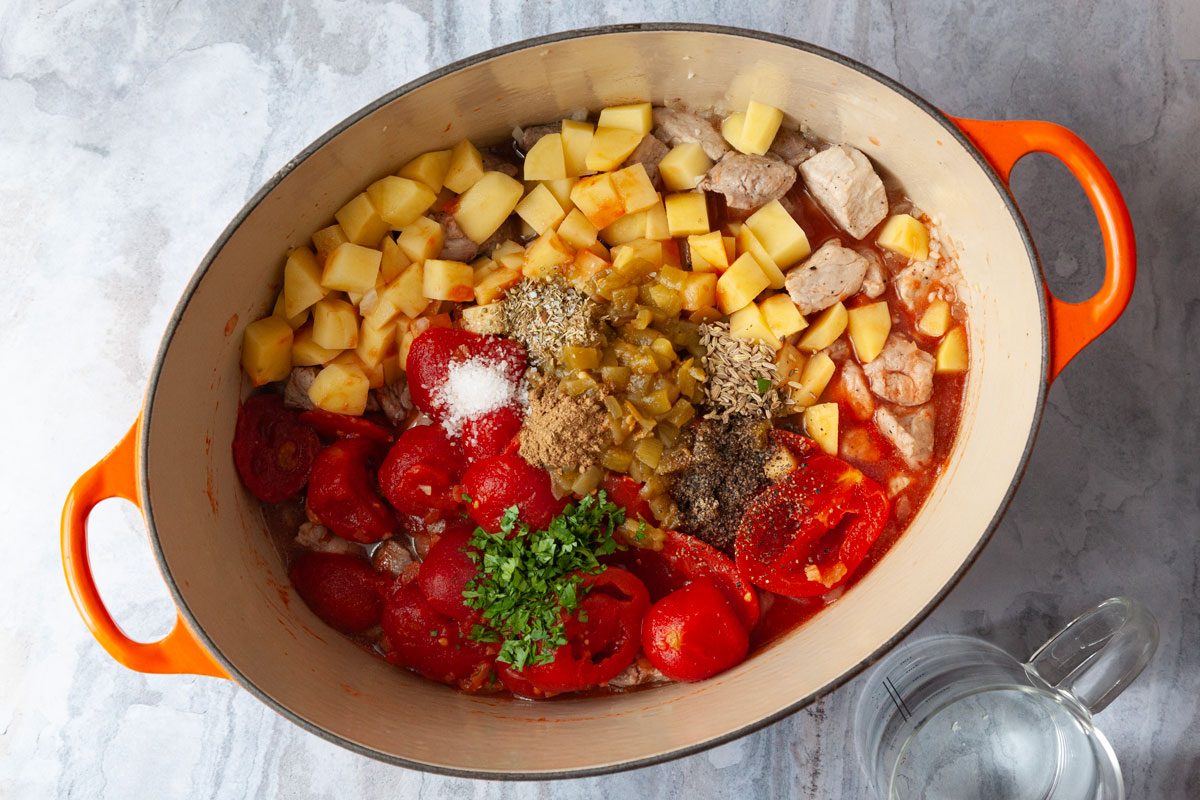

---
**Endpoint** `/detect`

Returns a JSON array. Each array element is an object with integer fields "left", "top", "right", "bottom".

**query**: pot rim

[{"left": 139, "top": 22, "right": 1048, "bottom": 779}]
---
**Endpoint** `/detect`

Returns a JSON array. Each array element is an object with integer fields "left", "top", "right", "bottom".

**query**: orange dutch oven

[{"left": 60, "top": 25, "right": 1134, "bottom": 778}]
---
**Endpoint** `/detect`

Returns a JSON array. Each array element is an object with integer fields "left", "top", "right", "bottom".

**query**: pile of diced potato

[{"left": 241, "top": 98, "right": 966, "bottom": 434}]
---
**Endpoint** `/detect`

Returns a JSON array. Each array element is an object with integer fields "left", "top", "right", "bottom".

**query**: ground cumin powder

[{"left": 518, "top": 379, "right": 609, "bottom": 472}]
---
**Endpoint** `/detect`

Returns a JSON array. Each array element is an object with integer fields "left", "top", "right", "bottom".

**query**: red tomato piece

[
  {"left": 232, "top": 394, "right": 320, "bottom": 503},
  {"left": 306, "top": 438, "right": 397, "bottom": 543},
  {"left": 611, "top": 529, "right": 760, "bottom": 630},
  {"left": 641, "top": 578, "right": 750, "bottom": 682},
  {"left": 289, "top": 551, "right": 386, "bottom": 634},
  {"left": 735, "top": 439, "right": 890, "bottom": 598},
  {"left": 417, "top": 527, "right": 479, "bottom": 621},
  {"left": 462, "top": 453, "right": 566, "bottom": 532},
  {"left": 601, "top": 474, "right": 657, "bottom": 524},
  {"left": 298, "top": 409, "right": 394, "bottom": 442},
  {"left": 378, "top": 424, "right": 465, "bottom": 517},
  {"left": 461, "top": 405, "right": 524, "bottom": 463},
  {"left": 382, "top": 582, "right": 496, "bottom": 687},
  {"left": 498, "top": 567, "right": 650, "bottom": 697},
  {"left": 405, "top": 328, "right": 527, "bottom": 420}
]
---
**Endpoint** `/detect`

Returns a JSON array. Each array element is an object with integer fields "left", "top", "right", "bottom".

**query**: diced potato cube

[
  {"left": 386, "top": 262, "right": 431, "bottom": 320},
  {"left": 379, "top": 234, "right": 411, "bottom": 282},
  {"left": 723, "top": 235, "right": 737, "bottom": 262},
  {"left": 241, "top": 316, "right": 293, "bottom": 386},
  {"left": 797, "top": 352, "right": 836, "bottom": 407},
  {"left": 877, "top": 213, "right": 930, "bottom": 261},
  {"left": 918, "top": 298, "right": 952, "bottom": 337},
  {"left": 398, "top": 149, "right": 452, "bottom": 193},
  {"left": 796, "top": 303, "right": 849, "bottom": 352},
  {"left": 460, "top": 303, "right": 507, "bottom": 335},
  {"left": 664, "top": 192, "right": 709, "bottom": 237},
  {"left": 729, "top": 303, "right": 781, "bottom": 350},
  {"left": 687, "top": 231, "right": 729, "bottom": 271},
  {"left": 643, "top": 200, "right": 670, "bottom": 240},
  {"left": 272, "top": 292, "right": 308, "bottom": 329},
  {"left": 322, "top": 243, "right": 382, "bottom": 294},
  {"left": 745, "top": 200, "right": 811, "bottom": 268},
  {"left": 334, "top": 192, "right": 390, "bottom": 246},
  {"left": 600, "top": 210, "right": 648, "bottom": 246},
  {"left": 474, "top": 264, "right": 522, "bottom": 305},
  {"left": 421, "top": 259, "right": 474, "bottom": 301},
  {"left": 523, "top": 132, "right": 567, "bottom": 181},
  {"left": 847, "top": 301, "right": 892, "bottom": 363},
  {"left": 366, "top": 176, "right": 437, "bottom": 228},
  {"left": 515, "top": 183, "right": 566, "bottom": 234},
  {"left": 308, "top": 362, "right": 370, "bottom": 416},
  {"left": 397, "top": 216, "right": 444, "bottom": 262},
  {"left": 472, "top": 256, "right": 499, "bottom": 283},
  {"left": 735, "top": 225, "right": 786, "bottom": 289},
  {"left": 453, "top": 171, "right": 525, "bottom": 244},
  {"left": 541, "top": 177, "right": 577, "bottom": 211},
  {"left": 561, "top": 119, "right": 595, "bottom": 177},
  {"left": 612, "top": 239, "right": 662, "bottom": 270},
  {"left": 355, "top": 317, "right": 397, "bottom": 368},
  {"left": 523, "top": 229, "right": 574, "bottom": 278},
  {"left": 312, "top": 297, "right": 360, "bottom": 349},
  {"left": 658, "top": 143, "right": 713, "bottom": 191},
  {"left": 443, "top": 139, "right": 485, "bottom": 194},
  {"left": 597, "top": 102, "right": 653, "bottom": 134},
  {"left": 312, "top": 224, "right": 349, "bottom": 256},
  {"left": 716, "top": 253, "right": 771, "bottom": 314},
  {"left": 283, "top": 246, "right": 327, "bottom": 318},
  {"left": 721, "top": 112, "right": 746, "bottom": 151},
  {"left": 491, "top": 240, "right": 525, "bottom": 270},
  {"left": 738, "top": 101, "right": 784, "bottom": 156},
  {"left": 584, "top": 126, "right": 643, "bottom": 172},
  {"left": 570, "top": 173, "right": 626, "bottom": 230},
  {"left": 567, "top": 249, "right": 610, "bottom": 289},
  {"left": 804, "top": 403, "right": 839, "bottom": 455},
  {"left": 292, "top": 324, "right": 341, "bottom": 366},
  {"left": 610, "top": 163, "right": 660, "bottom": 213},
  {"left": 680, "top": 272, "right": 718, "bottom": 311},
  {"left": 936, "top": 326, "right": 969, "bottom": 373},
  {"left": 556, "top": 207, "right": 599, "bottom": 250},
  {"left": 759, "top": 293, "right": 808, "bottom": 338}
]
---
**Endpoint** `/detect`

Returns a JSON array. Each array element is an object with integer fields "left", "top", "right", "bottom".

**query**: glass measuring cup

[{"left": 854, "top": 597, "right": 1158, "bottom": 800}]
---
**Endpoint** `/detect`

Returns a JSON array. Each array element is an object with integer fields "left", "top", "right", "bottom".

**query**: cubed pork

[
  {"left": 608, "top": 656, "right": 668, "bottom": 689},
  {"left": 784, "top": 241, "right": 870, "bottom": 315},
  {"left": 371, "top": 540, "right": 414, "bottom": 576},
  {"left": 839, "top": 360, "right": 875, "bottom": 421},
  {"left": 700, "top": 152, "right": 796, "bottom": 212},
  {"left": 481, "top": 152, "right": 519, "bottom": 178},
  {"left": 768, "top": 126, "right": 819, "bottom": 167},
  {"left": 516, "top": 123, "right": 560, "bottom": 155},
  {"left": 862, "top": 335, "right": 935, "bottom": 407},
  {"left": 622, "top": 134, "right": 670, "bottom": 186},
  {"left": 860, "top": 250, "right": 887, "bottom": 298},
  {"left": 652, "top": 106, "right": 730, "bottom": 160},
  {"left": 295, "top": 522, "right": 357, "bottom": 555},
  {"left": 374, "top": 378, "right": 412, "bottom": 425},
  {"left": 431, "top": 210, "right": 480, "bottom": 262},
  {"left": 798, "top": 145, "right": 888, "bottom": 239},
  {"left": 283, "top": 367, "right": 319, "bottom": 411},
  {"left": 894, "top": 261, "right": 958, "bottom": 318},
  {"left": 875, "top": 405, "right": 935, "bottom": 469}
]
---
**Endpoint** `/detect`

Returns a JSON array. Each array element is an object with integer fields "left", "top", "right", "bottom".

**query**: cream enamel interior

[{"left": 142, "top": 29, "right": 1044, "bottom": 776}]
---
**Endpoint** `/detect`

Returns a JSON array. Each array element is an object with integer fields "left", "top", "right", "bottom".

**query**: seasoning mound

[
  {"left": 519, "top": 379, "right": 609, "bottom": 472},
  {"left": 503, "top": 278, "right": 606, "bottom": 367},
  {"left": 436, "top": 356, "right": 527, "bottom": 437},
  {"left": 699, "top": 322, "right": 783, "bottom": 421},
  {"left": 671, "top": 415, "right": 773, "bottom": 551}
]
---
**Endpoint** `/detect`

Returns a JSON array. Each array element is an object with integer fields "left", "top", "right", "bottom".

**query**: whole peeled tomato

[
  {"left": 417, "top": 527, "right": 480, "bottom": 621},
  {"left": 305, "top": 438, "right": 397, "bottom": 543},
  {"left": 382, "top": 582, "right": 496, "bottom": 687},
  {"left": 232, "top": 394, "right": 321, "bottom": 503},
  {"left": 405, "top": 328, "right": 527, "bottom": 420},
  {"left": 641, "top": 578, "right": 750, "bottom": 682},
  {"left": 462, "top": 453, "right": 566, "bottom": 532},
  {"left": 461, "top": 405, "right": 524, "bottom": 463},
  {"left": 378, "top": 423, "right": 465, "bottom": 517},
  {"left": 289, "top": 551, "right": 387, "bottom": 634}
]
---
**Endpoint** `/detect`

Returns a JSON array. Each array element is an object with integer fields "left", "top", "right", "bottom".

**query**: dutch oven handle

[
  {"left": 61, "top": 420, "right": 228, "bottom": 678},
  {"left": 951, "top": 118, "right": 1136, "bottom": 382}
]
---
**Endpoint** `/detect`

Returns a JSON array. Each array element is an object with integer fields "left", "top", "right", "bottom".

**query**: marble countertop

[{"left": 3, "top": 1, "right": 1197, "bottom": 797}]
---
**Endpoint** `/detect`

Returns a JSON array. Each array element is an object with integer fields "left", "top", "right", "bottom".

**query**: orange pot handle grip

[
  {"left": 61, "top": 420, "right": 228, "bottom": 679},
  {"left": 951, "top": 117, "right": 1135, "bottom": 381}
]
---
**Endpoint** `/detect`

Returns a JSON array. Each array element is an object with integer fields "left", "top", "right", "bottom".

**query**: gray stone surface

[{"left": 2, "top": 1, "right": 1197, "bottom": 797}]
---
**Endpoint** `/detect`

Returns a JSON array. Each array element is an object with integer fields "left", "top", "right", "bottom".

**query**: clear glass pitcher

[{"left": 854, "top": 597, "right": 1158, "bottom": 800}]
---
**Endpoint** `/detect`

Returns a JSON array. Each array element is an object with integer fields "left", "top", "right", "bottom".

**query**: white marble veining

[{"left": 2, "top": 1, "right": 1197, "bottom": 797}]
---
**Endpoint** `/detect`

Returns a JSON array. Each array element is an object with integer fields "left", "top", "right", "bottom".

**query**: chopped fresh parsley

[
  {"left": 756, "top": 377, "right": 772, "bottom": 394},
  {"left": 462, "top": 491, "right": 625, "bottom": 669}
]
